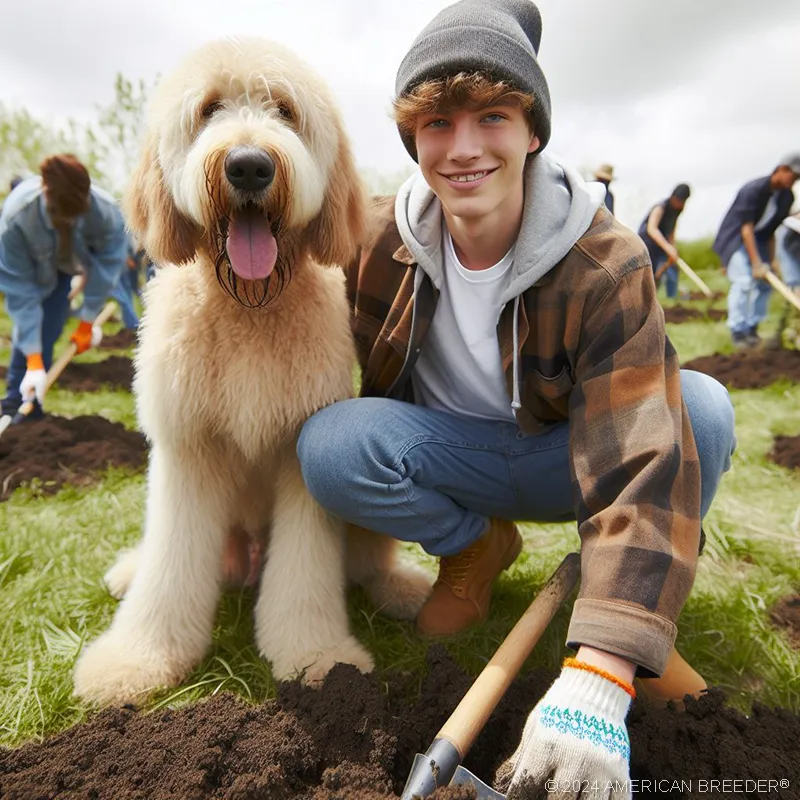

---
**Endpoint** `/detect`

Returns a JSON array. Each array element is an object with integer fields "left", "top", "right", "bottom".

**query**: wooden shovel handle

[
  {"left": 437, "top": 552, "right": 581, "bottom": 757},
  {"left": 676, "top": 259, "right": 713, "bottom": 298},
  {"left": 765, "top": 271, "right": 800, "bottom": 313}
]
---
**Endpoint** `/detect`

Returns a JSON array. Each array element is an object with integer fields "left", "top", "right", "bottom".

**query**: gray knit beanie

[{"left": 395, "top": 0, "right": 551, "bottom": 162}]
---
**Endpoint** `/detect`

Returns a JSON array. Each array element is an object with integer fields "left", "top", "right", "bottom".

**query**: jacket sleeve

[
  {"left": 0, "top": 225, "right": 45, "bottom": 355},
  {"left": 565, "top": 262, "right": 702, "bottom": 677},
  {"left": 80, "top": 215, "right": 128, "bottom": 322}
]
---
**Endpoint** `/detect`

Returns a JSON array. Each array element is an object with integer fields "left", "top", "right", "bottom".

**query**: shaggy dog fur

[{"left": 73, "top": 38, "right": 432, "bottom": 706}]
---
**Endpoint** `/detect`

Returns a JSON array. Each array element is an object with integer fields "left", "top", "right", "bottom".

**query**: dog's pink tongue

[{"left": 226, "top": 208, "right": 277, "bottom": 280}]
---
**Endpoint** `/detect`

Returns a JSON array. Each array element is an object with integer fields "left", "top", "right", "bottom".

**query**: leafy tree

[{"left": 0, "top": 73, "right": 150, "bottom": 203}]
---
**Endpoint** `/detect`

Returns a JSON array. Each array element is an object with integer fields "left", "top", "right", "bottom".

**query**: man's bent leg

[{"left": 298, "top": 397, "right": 518, "bottom": 557}]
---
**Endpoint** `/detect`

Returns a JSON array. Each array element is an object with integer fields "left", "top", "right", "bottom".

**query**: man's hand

[
  {"left": 752, "top": 260, "right": 769, "bottom": 280},
  {"left": 20, "top": 353, "right": 47, "bottom": 405},
  {"left": 71, "top": 320, "right": 103, "bottom": 354},
  {"left": 495, "top": 659, "right": 633, "bottom": 799},
  {"left": 68, "top": 273, "right": 88, "bottom": 301}
]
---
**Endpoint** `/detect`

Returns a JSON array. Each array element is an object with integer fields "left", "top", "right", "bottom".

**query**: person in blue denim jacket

[
  {"left": 713, "top": 154, "right": 800, "bottom": 348},
  {"left": 0, "top": 154, "right": 127, "bottom": 419}
]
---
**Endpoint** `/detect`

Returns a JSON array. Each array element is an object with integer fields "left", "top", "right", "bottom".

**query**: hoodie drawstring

[{"left": 511, "top": 295, "right": 522, "bottom": 414}]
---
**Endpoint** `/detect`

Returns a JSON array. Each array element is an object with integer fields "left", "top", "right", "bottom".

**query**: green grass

[{"left": 1, "top": 281, "right": 799, "bottom": 748}]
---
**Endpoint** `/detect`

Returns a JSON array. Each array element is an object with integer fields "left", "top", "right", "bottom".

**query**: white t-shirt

[{"left": 411, "top": 225, "right": 516, "bottom": 422}]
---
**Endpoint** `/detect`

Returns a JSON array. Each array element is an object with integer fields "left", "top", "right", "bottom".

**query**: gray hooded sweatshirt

[{"left": 393, "top": 152, "right": 606, "bottom": 414}]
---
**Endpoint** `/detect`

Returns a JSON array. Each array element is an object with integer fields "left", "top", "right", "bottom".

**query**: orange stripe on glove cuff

[{"left": 26, "top": 353, "right": 44, "bottom": 371}]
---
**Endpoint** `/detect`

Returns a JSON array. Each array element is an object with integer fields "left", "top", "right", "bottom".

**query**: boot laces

[{"left": 438, "top": 541, "right": 482, "bottom": 589}]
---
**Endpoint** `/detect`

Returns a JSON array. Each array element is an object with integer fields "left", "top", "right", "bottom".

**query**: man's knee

[{"left": 680, "top": 369, "right": 736, "bottom": 464}]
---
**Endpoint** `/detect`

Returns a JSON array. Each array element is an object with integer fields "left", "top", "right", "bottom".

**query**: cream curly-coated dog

[{"left": 73, "top": 37, "right": 432, "bottom": 706}]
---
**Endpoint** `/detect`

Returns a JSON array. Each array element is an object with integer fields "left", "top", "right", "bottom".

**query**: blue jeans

[
  {"left": 776, "top": 227, "right": 800, "bottom": 288},
  {"left": 653, "top": 253, "right": 678, "bottom": 299},
  {"left": 1, "top": 271, "right": 73, "bottom": 416},
  {"left": 110, "top": 278, "right": 139, "bottom": 330},
  {"left": 726, "top": 245, "right": 771, "bottom": 334},
  {"left": 298, "top": 370, "right": 736, "bottom": 557}
]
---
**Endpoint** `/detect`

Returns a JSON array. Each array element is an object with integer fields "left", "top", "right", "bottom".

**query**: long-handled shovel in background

[
  {"left": 0, "top": 301, "right": 118, "bottom": 437},
  {"left": 676, "top": 258, "right": 714, "bottom": 299},
  {"left": 400, "top": 552, "right": 581, "bottom": 800},
  {"left": 764, "top": 270, "right": 800, "bottom": 313}
]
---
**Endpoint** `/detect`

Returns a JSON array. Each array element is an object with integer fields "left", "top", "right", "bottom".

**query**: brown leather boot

[
  {"left": 416, "top": 519, "right": 523, "bottom": 637},
  {"left": 636, "top": 647, "right": 707, "bottom": 707}
]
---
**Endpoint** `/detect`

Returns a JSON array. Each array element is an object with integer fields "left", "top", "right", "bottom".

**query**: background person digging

[
  {"left": 638, "top": 183, "right": 691, "bottom": 300},
  {"left": 298, "top": 0, "right": 736, "bottom": 796},
  {"left": 0, "top": 154, "right": 127, "bottom": 420},
  {"left": 714, "top": 153, "right": 800, "bottom": 349}
]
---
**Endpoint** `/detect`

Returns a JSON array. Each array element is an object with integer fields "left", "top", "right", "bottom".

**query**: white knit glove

[
  {"left": 495, "top": 661, "right": 633, "bottom": 800},
  {"left": 20, "top": 368, "right": 47, "bottom": 405}
]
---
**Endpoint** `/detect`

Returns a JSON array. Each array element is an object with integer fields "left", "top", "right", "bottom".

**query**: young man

[
  {"left": 0, "top": 154, "right": 127, "bottom": 419},
  {"left": 714, "top": 155, "right": 800, "bottom": 348},
  {"left": 594, "top": 163, "right": 615, "bottom": 215},
  {"left": 638, "top": 183, "right": 691, "bottom": 300},
  {"left": 298, "top": 0, "right": 735, "bottom": 795}
]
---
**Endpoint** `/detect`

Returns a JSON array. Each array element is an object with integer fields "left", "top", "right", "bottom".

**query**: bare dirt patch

[
  {"left": 0, "top": 356, "right": 133, "bottom": 393},
  {"left": 0, "top": 414, "right": 147, "bottom": 500},
  {"left": 769, "top": 435, "right": 800, "bottom": 472},
  {"left": 683, "top": 348, "right": 800, "bottom": 389},
  {"left": 0, "top": 646, "right": 797, "bottom": 799},
  {"left": 663, "top": 307, "right": 726, "bottom": 324}
]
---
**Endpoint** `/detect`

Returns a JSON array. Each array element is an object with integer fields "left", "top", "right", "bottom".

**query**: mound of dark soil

[
  {"left": 0, "top": 356, "right": 133, "bottom": 393},
  {"left": 99, "top": 329, "right": 137, "bottom": 350},
  {"left": 0, "top": 647, "right": 797, "bottom": 799},
  {"left": 663, "top": 307, "right": 726, "bottom": 324},
  {"left": 770, "top": 595, "right": 800, "bottom": 649},
  {"left": 683, "top": 348, "right": 800, "bottom": 389},
  {"left": 769, "top": 435, "right": 800, "bottom": 472},
  {"left": 0, "top": 414, "right": 147, "bottom": 500}
]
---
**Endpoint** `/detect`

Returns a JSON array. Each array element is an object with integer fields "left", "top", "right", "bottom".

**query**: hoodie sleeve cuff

[{"left": 566, "top": 598, "right": 677, "bottom": 678}]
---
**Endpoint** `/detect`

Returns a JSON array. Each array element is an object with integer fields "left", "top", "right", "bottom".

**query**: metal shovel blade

[{"left": 451, "top": 765, "right": 506, "bottom": 798}]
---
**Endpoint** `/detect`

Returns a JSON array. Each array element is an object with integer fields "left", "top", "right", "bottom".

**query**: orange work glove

[{"left": 70, "top": 320, "right": 103, "bottom": 354}]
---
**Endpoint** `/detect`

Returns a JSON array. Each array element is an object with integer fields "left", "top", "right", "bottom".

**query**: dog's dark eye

[
  {"left": 201, "top": 100, "right": 223, "bottom": 119},
  {"left": 276, "top": 101, "right": 294, "bottom": 123}
]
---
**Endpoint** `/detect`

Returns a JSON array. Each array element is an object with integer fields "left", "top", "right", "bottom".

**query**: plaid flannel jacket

[{"left": 345, "top": 196, "right": 701, "bottom": 676}]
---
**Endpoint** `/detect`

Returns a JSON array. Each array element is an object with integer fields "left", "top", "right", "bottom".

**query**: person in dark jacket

[
  {"left": 638, "top": 184, "right": 691, "bottom": 299},
  {"left": 713, "top": 155, "right": 800, "bottom": 347}
]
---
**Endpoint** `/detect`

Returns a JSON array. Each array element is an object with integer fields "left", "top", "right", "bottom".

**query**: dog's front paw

[
  {"left": 269, "top": 635, "right": 374, "bottom": 686},
  {"left": 364, "top": 562, "right": 434, "bottom": 620},
  {"left": 103, "top": 547, "right": 141, "bottom": 599},
  {"left": 73, "top": 630, "right": 187, "bottom": 706}
]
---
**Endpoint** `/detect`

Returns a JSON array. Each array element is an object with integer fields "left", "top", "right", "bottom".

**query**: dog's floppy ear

[
  {"left": 124, "top": 133, "right": 201, "bottom": 265},
  {"left": 307, "top": 121, "right": 366, "bottom": 267}
]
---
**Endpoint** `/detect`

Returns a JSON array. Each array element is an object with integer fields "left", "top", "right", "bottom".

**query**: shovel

[
  {"left": 675, "top": 258, "right": 714, "bottom": 299},
  {"left": 0, "top": 301, "right": 118, "bottom": 436},
  {"left": 764, "top": 270, "right": 800, "bottom": 313},
  {"left": 400, "top": 552, "right": 581, "bottom": 800}
]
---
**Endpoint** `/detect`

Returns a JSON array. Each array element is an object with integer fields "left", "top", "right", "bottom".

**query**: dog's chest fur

[{"left": 134, "top": 259, "right": 356, "bottom": 459}]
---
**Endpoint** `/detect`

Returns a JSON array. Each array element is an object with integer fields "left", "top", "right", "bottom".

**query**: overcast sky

[{"left": 3, "top": 0, "right": 800, "bottom": 239}]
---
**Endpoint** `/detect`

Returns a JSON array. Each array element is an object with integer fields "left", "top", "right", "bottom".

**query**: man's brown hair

[
  {"left": 393, "top": 72, "right": 535, "bottom": 139},
  {"left": 40, "top": 154, "right": 91, "bottom": 218}
]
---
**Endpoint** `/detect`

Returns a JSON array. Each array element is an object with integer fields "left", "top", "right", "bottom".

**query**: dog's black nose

[{"left": 224, "top": 147, "right": 275, "bottom": 192}]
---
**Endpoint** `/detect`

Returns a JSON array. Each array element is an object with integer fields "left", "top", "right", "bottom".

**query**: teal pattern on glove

[{"left": 539, "top": 704, "right": 631, "bottom": 759}]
